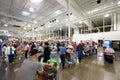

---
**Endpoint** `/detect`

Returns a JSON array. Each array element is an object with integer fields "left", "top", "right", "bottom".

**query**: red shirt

[{"left": 73, "top": 42, "right": 77, "bottom": 47}]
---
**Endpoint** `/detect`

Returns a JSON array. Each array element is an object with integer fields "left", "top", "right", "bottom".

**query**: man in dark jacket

[
  {"left": 77, "top": 43, "right": 84, "bottom": 63},
  {"left": 57, "top": 41, "right": 61, "bottom": 52},
  {"left": 43, "top": 42, "right": 51, "bottom": 62}
]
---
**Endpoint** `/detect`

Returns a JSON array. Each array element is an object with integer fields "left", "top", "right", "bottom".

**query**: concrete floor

[
  {"left": 62, "top": 52, "right": 120, "bottom": 80},
  {"left": 0, "top": 51, "right": 120, "bottom": 80}
]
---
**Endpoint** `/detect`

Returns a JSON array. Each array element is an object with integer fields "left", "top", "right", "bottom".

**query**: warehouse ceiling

[
  {"left": 0, "top": 0, "right": 67, "bottom": 30},
  {"left": 0, "top": 0, "right": 120, "bottom": 37}
]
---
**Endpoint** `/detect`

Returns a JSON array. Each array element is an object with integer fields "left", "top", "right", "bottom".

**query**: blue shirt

[
  {"left": 0, "top": 42, "right": 2, "bottom": 56},
  {"left": 10, "top": 48, "right": 12, "bottom": 55},
  {"left": 60, "top": 47, "right": 66, "bottom": 55}
]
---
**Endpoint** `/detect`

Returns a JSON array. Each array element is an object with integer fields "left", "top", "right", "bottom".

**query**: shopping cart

[
  {"left": 17, "top": 48, "right": 24, "bottom": 60},
  {"left": 104, "top": 47, "right": 116, "bottom": 63},
  {"left": 38, "top": 66, "right": 57, "bottom": 80}
]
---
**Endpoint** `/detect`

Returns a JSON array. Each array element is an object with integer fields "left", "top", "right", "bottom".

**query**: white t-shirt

[
  {"left": 5, "top": 46, "right": 15, "bottom": 55},
  {"left": 24, "top": 44, "right": 29, "bottom": 50},
  {"left": 38, "top": 46, "right": 44, "bottom": 53}
]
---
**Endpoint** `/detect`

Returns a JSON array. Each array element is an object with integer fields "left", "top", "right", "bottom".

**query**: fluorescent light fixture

[
  {"left": 54, "top": 10, "right": 62, "bottom": 15},
  {"left": 87, "top": 9, "right": 99, "bottom": 14},
  {"left": 117, "top": 1, "right": 120, "bottom": 5},
  {"left": 24, "top": 27, "right": 26, "bottom": 30},
  {"left": 34, "top": 20, "right": 37, "bottom": 23},
  {"left": 56, "top": 20, "right": 59, "bottom": 23},
  {"left": 40, "top": 27, "right": 43, "bottom": 30},
  {"left": 91, "top": 9, "right": 99, "bottom": 13},
  {"left": 87, "top": 11, "right": 91, "bottom": 14},
  {"left": 104, "top": 14, "right": 110, "bottom": 17},
  {"left": 28, "top": 24, "right": 31, "bottom": 27},
  {"left": 60, "top": 28, "right": 62, "bottom": 30},
  {"left": 22, "top": 11, "right": 30, "bottom": 16},
  {"left": 35, "top": 29, "right": 38, "bottom": 32},
  {"left": 48, "top": 25, "right": 51, "bottom": 27},
  {"left": 79, "top": 21, "right": 83, "bottom": 24},
  {"left": 70, "top": 14, "right": 74, "bottom": 17},
  {"left": 4, "top": 24, "right": 8, "bottom": 27},
  {"left": 4, "top": 30, "right": 7, "bottom": 33},
  {"left": 30, "top": 0, "right": 43, "bottom": 3},
  {"left": 29, "top": 7, "right": 34, "bottom": 12}
]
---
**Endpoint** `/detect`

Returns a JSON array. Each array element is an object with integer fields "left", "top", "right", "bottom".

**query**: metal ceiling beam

[
  {"left": 9, "top": 0, "right": 14, "bottom": 14},
  {"left": 0, "top": 12, "right": 33, "bottom": 23},
  {"left": 55, "top": 0, "right": 92, "bottom": 29}
]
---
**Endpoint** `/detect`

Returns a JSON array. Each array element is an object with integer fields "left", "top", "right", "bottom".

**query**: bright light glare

[
  {"left": 91, "top": 9, "right": 99, "bottom": 13},
  {"left": 4, "top": 24, "right": 8, "bottom": 27},
  {"left": 70, "top": 14, "right": 74, "bottom": 17},
  {"left": 29, "top": 7, "right": 34, "bottom": 12},
  {"left": 60, "top": 28, "right": 62, "bottom": 30},
  {"left": 79, "top": 21, "right": 83, "bottom": 24},
  {"left": 54, "top": 10, "right": 62, "bottom": 15},
  {"left": 4, "top": 30, "right": 7, "bottom": 33},
  {"left": 35, "top": 29, "right": 38, "bottom": 32},
  {"left": 48, "top": 25, "right": 51, "bottom": 27},
  {"left": 22, "top": 11, "right": 30, "bottom": 16},
  {"left": 24, "top": 27, "right": 26, "bottom": 30},
  {"left": 56, "top": 20, "right": 59, "bottom": 23},
  {"left": 87, "top": 11, "right": 91, "bottom": 14},
  {"left": 87, "top": 9, "right": 99, "bottom": 14},
  {"left": 104, "top": 14, "right": 110, "bottom": 17},
  {"left": 30, "top": 0, "right": 43, "bottom": 3},
  {"left": 34, "top": 21, "right": 37, "bottom": 23},
  {"left": 28, "top": 25, "right": 31, "bottom": 27},
  {"left": 117, "top": 1, "right": 120, "bottom": 5},
  {"left": 40, "top": 27, "right": 43, "bottom": 30}
]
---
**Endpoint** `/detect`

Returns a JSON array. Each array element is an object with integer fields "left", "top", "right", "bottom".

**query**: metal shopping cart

[{"left": 104, "top": 47, "right": 115, "bottom": 63}]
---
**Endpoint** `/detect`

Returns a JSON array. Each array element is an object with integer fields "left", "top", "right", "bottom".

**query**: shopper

[
  {"left": 13, "top": 43, "right": 17, "bottom": 57},
  {"left": 72, "top": 42, "right": 77, "bottom": 48},
  {"left": 24, "top": 43, "right": 29, "bottom": 58},
  {"left": 60, "top": 44, "right": 66, "bottom": 69},
  {"left": 2, "top": 44, "right": 7, "bottom": 61},
  {"left": 0, "top": 39, "right": 2, "bottom": 58},
  {"left": 15, "top": 49, "right": 43, "bottom": 80},
  {"left": 77, "top": 43, "right": 84, "bottom": 63},
  {"left": 57, "top": 41, "right": 61, "bottom": 52},
  {"left": 95, "top": 43, "right": 98, "bottom": 54},
  {"left": 81, "top": 40, "right": 85, "bottom": 47},
  {"left": 43, "top": 42, "right": 51, "bottom": 62},
  {"left": 91, "top": 41, "right": 95, "bottom": 54},
  {"left": 38, "top": 43, "right": 44, "bottom": 62},
  {"left": 5, "top": 43, "right": 15, "bottom": 64}
]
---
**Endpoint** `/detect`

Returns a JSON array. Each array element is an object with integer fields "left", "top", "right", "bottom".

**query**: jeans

[
  {"left": 25, "top": 50, "right": 28, "bottom": 58},
  {"left": 60, "top": 54, "right": 65, "bottom": 69},
  {"left": 8, "top": 55, "right": 14, "bottom": 63}
]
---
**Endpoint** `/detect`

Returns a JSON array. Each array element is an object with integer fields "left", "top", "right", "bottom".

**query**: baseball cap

[{"left": 30, "top": 49, "right": 39, "bottom": 56}]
